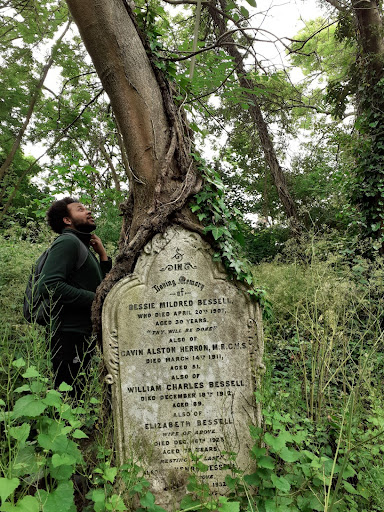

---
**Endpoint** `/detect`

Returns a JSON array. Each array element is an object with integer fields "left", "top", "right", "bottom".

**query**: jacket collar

[{"left": 62, "top": 227, "right": 92, "bottom": 247}]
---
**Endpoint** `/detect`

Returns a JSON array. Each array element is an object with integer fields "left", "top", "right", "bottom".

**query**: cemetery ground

[{"left": 1, "top": 228, "right": 384, "bottom": 512}]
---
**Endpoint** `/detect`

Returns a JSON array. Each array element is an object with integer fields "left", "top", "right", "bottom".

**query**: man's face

[{"left": 64, "top": 202, "right": 96, "bottom": 233}]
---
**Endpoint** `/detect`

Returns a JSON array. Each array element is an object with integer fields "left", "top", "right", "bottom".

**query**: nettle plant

[
  {"left": 0, "top": 359, "right": 162, "bottom": 512},
  {"left": 0, "top": 358, "right": 85, "bottom": 512}
]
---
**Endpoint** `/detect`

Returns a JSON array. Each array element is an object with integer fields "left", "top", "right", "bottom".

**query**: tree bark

[
  {"left": 207, "top": 0, "right": 301, "bottom": 235},
  {"left": 98, "top": 140, "right": 122, "bottom": 191},
  {"left": 351, "top": 0, "right": 384, "bottom": 75},
  {"left": 65, "top": 0, "right": 202, "bottom": 332}
]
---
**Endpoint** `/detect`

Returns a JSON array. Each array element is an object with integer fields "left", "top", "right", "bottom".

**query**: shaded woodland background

[{"left": 1, "top": 1, "right": 384, "bottom": 511}]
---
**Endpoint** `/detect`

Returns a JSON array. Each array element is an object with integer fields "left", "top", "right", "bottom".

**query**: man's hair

[{"left": 47, "top": 197, "right": 78, "bottom": 234}]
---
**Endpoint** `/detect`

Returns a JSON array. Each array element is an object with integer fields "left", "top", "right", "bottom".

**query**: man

[{"left": 39, "top": 197, "right": 112, "bottom": 397}]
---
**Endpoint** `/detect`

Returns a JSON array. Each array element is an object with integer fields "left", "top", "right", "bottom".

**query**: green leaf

[
  {"left": 72, "top": 429, "right": 88, "bottom": 439},
  {"left": 264, "top": 501, "right": 280, "bottom": 512},
  {"left": 251, "top": 446, "right": 267, "bottom": 458},
  {"left": 43, "top": 390, "right": 63, "bottom": 408},
  {"left": 249, "top": 425, "right": 263, "bottom": 438},
  {"left": 270, "top": 473, "right": 291, "bottom": 493},
  {"left": 22, "top": 367, "right": 40, "bottom": 378},
  {"left": 279, "top": 447, "right": 300, "bottom": 462},
  {"left": 245, "top": 0, "right": 256, "bottom": 6},
  {"left": 103, "top": 467, "right": 117, "bottom": 483},
  {"left": 51, "top": 453, "right": 77, "bottom": 468},
  {"left": 343, "top": 480, "right": 358, "bottom": 494},
  {"left": 257, "top": 456, "right": 275, "bottom": 469},
  {"left": 108, "top": 494, "right": 126, "bottom": 511},
  {"left": 12, "top": 395, "right": 47, "bottom": 419},
  {"left": 58, "top": 382, "right": 73, "bottom": 392},
  {"left": 140, "top": 491, "right": 155, "bottom": 509},
  {"left": 39, "top": 482, "right": 75, "bottom": 512},
  {"left": 0, "top": 478, "right": 19, "bottom": 503},
  {"left": 243, "top": 472, "right": 260, "bottom": 486},
  {"left": 140, "top": 492, "right": 167, "bottom": 512},
  {"left": 180, "top": 495, "right": 201, "bottom": 510},
  {"left": 264, "top": 432, "right": 287, "bottom": 452},
  {"left": 12, "top": 359, "right": 26, "bottom": 369},
  {"left": 13, "top": 385, "right": 31, "bottom": 393},
  {"left": 218, "top": 497, "right": 240, "bottom": 512},
  {"left": 0, "top": 495, "right": 39, "bottom": 512},
  {"left": 9, "top": 424, "right": 30, "bottom": 444},
  {"left": 309, "top": 495, "right": 324, "bottom": 511},
  {"left": 86, "top": 488, "right": 105, "bottom": 505},
  {"left": 240, "top": 6, "right": 249, "bottom": 18}
]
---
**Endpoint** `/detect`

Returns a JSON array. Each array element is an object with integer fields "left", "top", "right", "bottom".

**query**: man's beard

[{"left": 71, "top": 221, "right": 97, "bottom": 233}]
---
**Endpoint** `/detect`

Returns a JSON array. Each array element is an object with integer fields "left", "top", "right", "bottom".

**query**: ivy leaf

[
  {"left": 211, "top": 226, "right": 226, "bottom": 240},
  {"left": 0, "top": 478, "right": 20, "bottom": 503},
  {"left": 249, "top": 425, "right": 263, "bottom": 438},
  {"left": 251, "top": 446, "right": 267, "bottom": 458},
  {"left": 86, "top": 488, "right": 105, "bottom": 506}
]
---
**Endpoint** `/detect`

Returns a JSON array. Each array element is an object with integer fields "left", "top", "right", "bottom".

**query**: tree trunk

[
  {"left": 65, "top": 0, "right": 202, "bottom": 332},
  {"left": 207, "top": 0, "right": 301, "bottom": 235}
]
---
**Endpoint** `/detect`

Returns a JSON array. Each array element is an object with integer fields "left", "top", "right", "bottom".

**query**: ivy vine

[{"left": 190, "top": 154, "right": 272, "bottom": 317}]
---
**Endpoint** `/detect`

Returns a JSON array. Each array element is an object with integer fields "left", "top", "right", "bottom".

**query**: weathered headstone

[{"left": 102, "top": 226, "right": 263, "bottom": 506}]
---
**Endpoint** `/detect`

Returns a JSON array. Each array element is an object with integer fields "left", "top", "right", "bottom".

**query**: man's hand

[{"left": 90, "top": 234, "right": 108, "bottom": 261}]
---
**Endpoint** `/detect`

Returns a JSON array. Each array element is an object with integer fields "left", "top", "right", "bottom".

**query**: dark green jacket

[{"left": 39, "top": 228, "right": 112, "bottom": 335}]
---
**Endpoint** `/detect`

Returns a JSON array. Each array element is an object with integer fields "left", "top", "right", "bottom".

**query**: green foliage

[
  {"left": 190, "top": 154, "right": 271, "bottom": 314},
  {"left": 2, "top": 231, "right": 384, "bottom": 511},
  {"left": 350, "top": 77, "right": 384, "bottom": 252},
  {"left": 0, "top": 359, "right": 83, "bottom": 511}
]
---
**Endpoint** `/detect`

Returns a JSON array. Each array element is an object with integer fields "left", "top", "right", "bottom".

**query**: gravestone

[{"left": 102, "top": 225, "right": 263, "bottom": 507}]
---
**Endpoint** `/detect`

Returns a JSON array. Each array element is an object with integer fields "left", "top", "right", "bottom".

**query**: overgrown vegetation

[{"left": 1, "top": 227, "right": 383, "bottom": 511}]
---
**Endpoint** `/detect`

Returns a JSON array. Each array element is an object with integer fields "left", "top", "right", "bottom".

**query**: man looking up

[{"left": 39, "top": 197, "right": 112, "bottom": 397}]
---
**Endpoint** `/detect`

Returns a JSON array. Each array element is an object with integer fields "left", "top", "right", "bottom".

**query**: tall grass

[{"left": 1, "top": 230, "right": 384, "bottom": 510}]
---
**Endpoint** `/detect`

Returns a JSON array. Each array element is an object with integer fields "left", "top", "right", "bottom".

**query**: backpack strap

[{"left": 54, "top": 231, "right": 89, "bottom": 271}]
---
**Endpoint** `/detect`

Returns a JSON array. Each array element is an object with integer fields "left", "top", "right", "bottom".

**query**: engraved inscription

[{"left": 102, "top": 226, "right": 259, "bottom": 497}]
